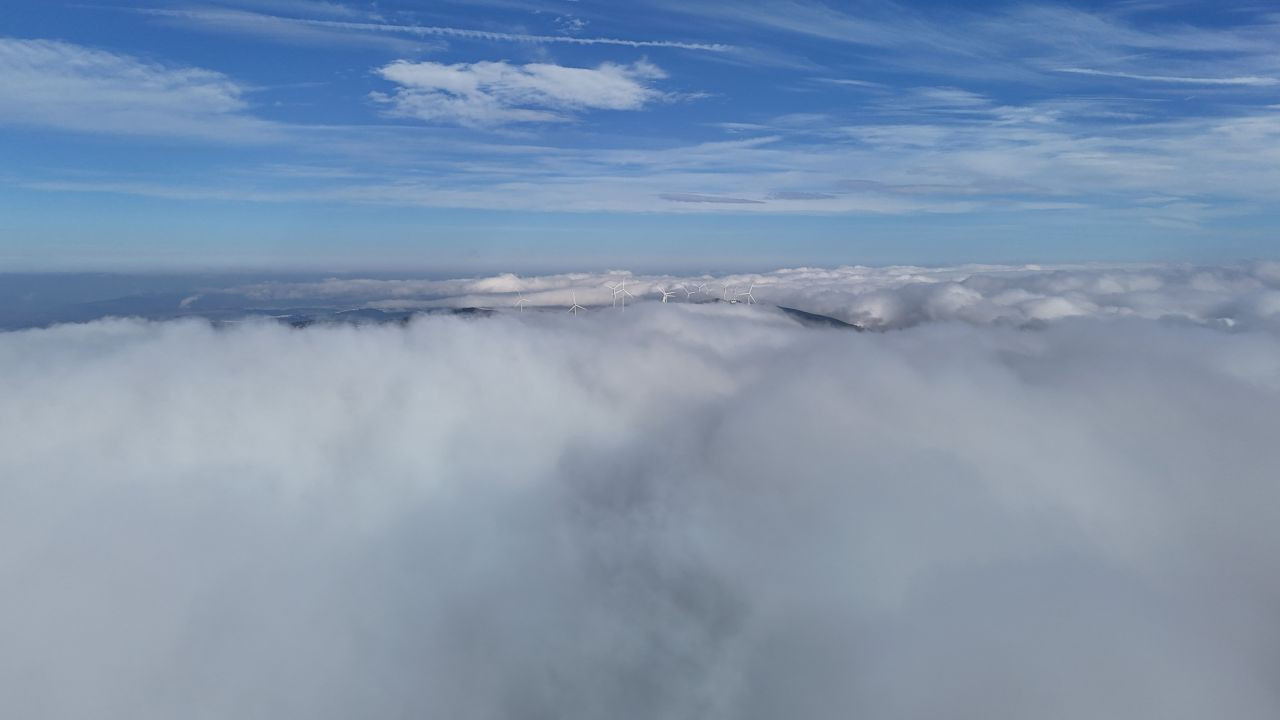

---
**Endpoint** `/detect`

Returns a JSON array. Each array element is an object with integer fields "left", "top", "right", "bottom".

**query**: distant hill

[{"left": 777, "top": 306, "right": 864, "bottom": 331}]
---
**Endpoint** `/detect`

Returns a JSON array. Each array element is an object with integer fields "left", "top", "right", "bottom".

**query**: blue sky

[{"left": 1, "top": 0, "right": 1278, "bottom": 271}]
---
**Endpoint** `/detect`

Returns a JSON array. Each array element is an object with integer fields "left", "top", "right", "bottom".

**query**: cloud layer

[
  {"left": 3, "top": 298, "right": 1280, "bottom": 718},
  {"left": 227, "top": 262, "right": 1280, "bottom": 332}
]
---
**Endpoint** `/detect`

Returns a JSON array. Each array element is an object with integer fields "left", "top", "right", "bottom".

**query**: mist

[
  {"left": 231, "top": 261, "right": 1280, "bottom": 332},
  {"left": 3, "top": 301, "right": 1280, "bottom": 718}
]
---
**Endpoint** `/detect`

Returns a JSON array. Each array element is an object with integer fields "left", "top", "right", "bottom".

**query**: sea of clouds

[
  {"left": 4, "top": 264, "right": 1280, "bottom": 719},
  {"left": 229, "top": 261, "right": 1280, "bottom": 332}
]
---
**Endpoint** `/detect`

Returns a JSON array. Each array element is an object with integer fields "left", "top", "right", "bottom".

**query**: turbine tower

[
  {"left": 610, "top": 280, "right": 635, "bottom": 310},
  {"left": 515, "top": 292, "right": 530, "bottom": 313},
  {"left": 568, "top": 292, "right": 585, "bottom": 316}
]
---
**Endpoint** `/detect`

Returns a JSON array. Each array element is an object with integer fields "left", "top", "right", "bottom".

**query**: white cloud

[
  {"left": 2, "top": 304, "right": 1280, "bottom": 717},
  {"left": 222, "top": 263, "right": 1280, "bottom": 333},
  {"left": 554, "top": 15, "right": 589, "bottom": 36},
  {"left": 0, "top": 37, "right": 279, "bottom": 141},
  {"left": 372, "top": 59, "right": 669, "bottom": 127}
]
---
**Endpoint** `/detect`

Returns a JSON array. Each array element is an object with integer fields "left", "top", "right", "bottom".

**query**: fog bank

[
  {"left": 2, "top": 305, "right": 1279, "bottom": 718},
  {"left": 231, "top": 261, "right": 1280, "bottom": 331}
]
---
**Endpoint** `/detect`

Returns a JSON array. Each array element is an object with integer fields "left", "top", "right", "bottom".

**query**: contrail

[
  {"left": 143, "top": 8, "right": 733, "bottom": 52},
  {"left": 1056, "top": 67, "right": 1278, "bottom": 86}
]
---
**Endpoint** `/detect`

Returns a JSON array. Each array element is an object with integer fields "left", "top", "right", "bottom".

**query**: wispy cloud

[
  {"left": 649, "top": 0, "right": 1280, "bottom": 83},
  {"left": 810, "top": 77, "right": 885, "bottom": 89},
  {"left": 220, "top": 0, "right": 364, "bottom": 17},
  {"left": 140, "top": 7, "right": 434, "bottom": 52},
  {"left": 8, "top": 4, "right": 1280, "bottom": 223},
  {"left": 647, "top": 0, "right": 915, "bottom": 48},
  {"left": 1056, "top": 67, "right": 1280, "bottom": 86},
  {"left": 138, "top": 6, "right": 731, "bottom": 52},
  {"left": 10, "top": 79, "right": 1280, "bottom": 225},
  {"left": 659, "top": 193, "right": 765, "bottom": 204},
  {"left": 0, "top": 37, "right": 280, "bottom": 142}
]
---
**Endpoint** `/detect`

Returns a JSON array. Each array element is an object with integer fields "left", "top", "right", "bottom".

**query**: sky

[
  {"left": 6, "top": 4, "right": 1280, "bottom": 711},
  {"left": 1, "top": 0, "right": 1279, "bottom": 269}
]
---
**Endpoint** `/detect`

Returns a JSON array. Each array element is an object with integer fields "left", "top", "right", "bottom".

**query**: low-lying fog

[{"left": 3, "top": 265, "right": 1279, "bottom": 718}]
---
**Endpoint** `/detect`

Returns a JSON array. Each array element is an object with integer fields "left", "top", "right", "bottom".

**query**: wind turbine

[
  {"left": 735, "top": 284, "right": 757, "bottom": 304},
  {"left": 679, "top": 284, "right": 696, "bottom": 299},
  {"left": 610, "top": 280, "right": 635, "bottom": 310},
  {"left": 515, "top": 292, "right": 530, "bottom": 313},
  {"left": 568, "top": 292, "right": 585, "bottom": 316},
  {"left": 658, "top": 287, "right": 677, "bottom": 303},
  {"left": 722, "top": 284, "right": 734, "bottom": 302}
]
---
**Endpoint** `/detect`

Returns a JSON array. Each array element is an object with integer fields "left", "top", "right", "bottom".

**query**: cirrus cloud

[{"left": 0, "top": 37, "right": 279, "bottom": 142}]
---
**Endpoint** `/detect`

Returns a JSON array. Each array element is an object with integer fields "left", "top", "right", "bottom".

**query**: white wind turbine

[
  {"left": 610, "top": 280, "right": 635, "bottom": 309},
  {"left": 658, "top": 286, "right": 677, "bottom": 303},
  {"left": 679, "top": 284, "right": 696, "bottom": 299},
  {"left": 514, "top": 292, "right": 530, "bottom": 313},
  {"left": 567, "top": 292, "right": 585, "bottom": 316},
  {"left": 721, "top": 284, "right": 734, "bottom": 302},
  {"left": 735, "top": 284, "right": 757, "bottom": 304}
]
